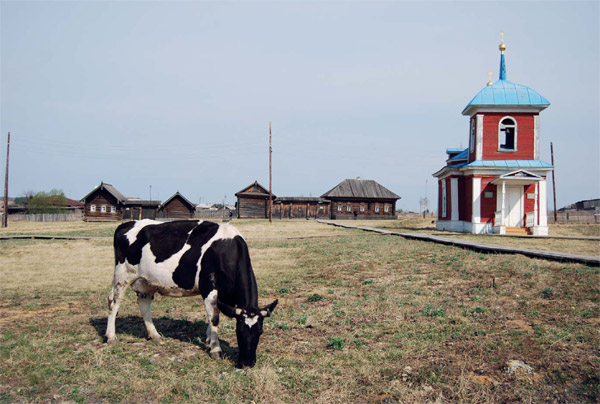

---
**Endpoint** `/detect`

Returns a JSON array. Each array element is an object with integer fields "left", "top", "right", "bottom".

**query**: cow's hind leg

[
  {"left": 132, "top": 280, "right": 162, "bottom": 343},
  {"left": 204, "top": 290, "right": 222, "bottom": 359},
  {"left": 136, "top": 294, "right": 162, "bottom": 342},
  {"left": 105, "top": 263, "right": 137, "bottom": 343}
]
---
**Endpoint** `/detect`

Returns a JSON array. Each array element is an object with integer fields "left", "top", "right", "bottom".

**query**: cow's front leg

[
  {"left": 137, "top": 292, "right": 163, "bottom": 343},
  {"left": 204, "top": 290, "right": 222, "bottom": 359}
]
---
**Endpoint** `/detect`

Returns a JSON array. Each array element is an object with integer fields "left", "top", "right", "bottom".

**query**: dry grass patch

[{"left": 0, "top": 220, "right": 598, "bottom": 403}]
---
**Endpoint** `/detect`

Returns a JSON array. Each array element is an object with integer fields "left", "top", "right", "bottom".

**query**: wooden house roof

[
  {"left": 81, "top": 182, "right": 126, "bottom": 203},
  {"left": 123, "top": 199, "right": 161, "bottom": 207},
  {"left": 235, "top": 181, "right": 276, "bottom": 199},
  {"left": 321, "top": 179, "right": 400, "bottom": 200},
  {"left": 160, "top": 192, "right": 196, "bottom": 211}
]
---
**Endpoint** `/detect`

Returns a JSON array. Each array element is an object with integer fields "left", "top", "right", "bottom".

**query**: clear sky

[{"left": 1, "top": 0, "right": 598, "bottom": 211}]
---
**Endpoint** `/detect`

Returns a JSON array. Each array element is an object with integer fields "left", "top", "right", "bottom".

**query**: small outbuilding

[
  {"left": 321, "top": 178, "right": 400, "bottom": 220},
  {"left": 273, "top": 197, "right": 330, "bottom": 219},
  {"left": 235, "top": 181, "right": 275, "bottom": 219},
  {"left": 123, "top": 199, "right": 161, "bottom": 221},
  {"left": 159, "top": 192, "right": 196, "bottom": 219}
]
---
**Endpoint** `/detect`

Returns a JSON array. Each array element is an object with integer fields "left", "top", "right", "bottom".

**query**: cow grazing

[{"left": 105, "top": 219, "right": 278, "bottom": 367}]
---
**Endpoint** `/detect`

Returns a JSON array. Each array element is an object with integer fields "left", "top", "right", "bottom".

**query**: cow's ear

[
  {"left": 217, "top": 301, "right": 243, "bottom": 318},
  {"left": 259, "top": 299, "right": 278, "bottom": 317}
]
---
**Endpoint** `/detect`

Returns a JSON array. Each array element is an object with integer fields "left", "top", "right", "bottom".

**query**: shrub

[
  {"left": 422, "top": 304, "right": 445, "bottom": 317},
  {"left": 307, "top": 294, "right": 324, "bottom": 303},
  {"left": 327, "top": 337, "right": 345, "bottom": 350},
  {"left": 541, "top": 287, "right": 555, "bottom": 299},
  {"left": 471, "top": 306, "right": 486, "bottom": 316}
]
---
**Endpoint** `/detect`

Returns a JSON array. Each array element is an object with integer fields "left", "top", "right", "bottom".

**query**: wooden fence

[
  {"left": 7, "top": 213, "right": 84, "bottom": 222},
  {"left": 194, "top": 209, "right": 234, "bottom": 220},
  {"left": 549, "top": 210, "right": 599, "bottom": 224}
]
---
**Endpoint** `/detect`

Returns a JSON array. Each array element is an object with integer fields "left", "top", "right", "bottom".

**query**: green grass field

[{"left": 0, "top": 219, "right": 598, "bottom": 403}]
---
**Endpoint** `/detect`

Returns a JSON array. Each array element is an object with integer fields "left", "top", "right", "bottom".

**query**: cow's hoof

[
  {"left": 151, "top": 337, "right": 164, "bottom": 345},
  {"left": 210, "top": 351, "right": 222, "bottom": 360}
]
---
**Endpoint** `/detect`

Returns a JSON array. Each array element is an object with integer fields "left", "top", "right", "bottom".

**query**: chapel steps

[{"left": 505, "top": 227, "right": 531, "bottom": 236}]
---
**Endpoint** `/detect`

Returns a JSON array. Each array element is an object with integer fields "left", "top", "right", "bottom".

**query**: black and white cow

[{"left": 105, "top": 219, "right": 278, "bottom": 367}]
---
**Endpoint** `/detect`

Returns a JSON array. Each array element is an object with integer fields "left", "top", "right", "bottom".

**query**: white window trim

[
  {"left": 441, "top": 180, "right": 447, "bottom": 218},
  {"left": 90, "top": 205, "right": 96, "bottom": 212},
  {"left": 360, "top": 205, "right": 365, "bottom": 212},
  {"left": 337, "top": 204, "right": 342, "bottom": 212},
  {"left": 375, "top": 205, "right": 380, "bottom": 213},
  {"left": 101, "top": 205, "right": 107, "bottom": 213},
  {"left": 498, "top": 116, "right": 518, "bottom": 152},
  {"left": 384, "top": 205, "right": 389, "bottom": 213},
  {"left": 110, "top": 206, "right": 117, "bottom": 214},
  {"left": 469, "top": 118, "right": 475, "bottom": 153},
  {"left": 346, "top": 204, "right": 352, "bottom": 212}
]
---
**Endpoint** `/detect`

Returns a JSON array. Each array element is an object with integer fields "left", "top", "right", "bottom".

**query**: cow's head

[{"left": 218, "top": 299, "right": 278, "bottom": 367}]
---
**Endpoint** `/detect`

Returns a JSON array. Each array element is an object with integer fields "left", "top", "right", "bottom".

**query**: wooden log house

[
  {"left": 159, "top": 192, "right": 196, "bottom": 219},
  {"left": 235, "top": 181, "right": 275, "bottom": 219},
  {"left": 321, "top": 178, "right": 400, "bottom": 220},
  {"left": 273, "top": 197, "right": 330, "bottom": 219},
  {"left": 81, "top": 182, "right": 160, "bottom": 221}
]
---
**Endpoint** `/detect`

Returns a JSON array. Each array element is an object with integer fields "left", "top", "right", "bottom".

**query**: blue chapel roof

[{"left": 463, "top": 79, "right": 550, "bottom": 114}]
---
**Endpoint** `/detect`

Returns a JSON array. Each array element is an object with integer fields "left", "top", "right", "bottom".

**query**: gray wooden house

[
  {"left": 321, "top": 178, "right": 400, "bottom": 220},
  {"left": 81, "top": 182, "right": 160, "bottom": 221},
  {"left": 159, "top": 192, "right": 196, "bottom": 219},
  {"left": 235, "top": 181, "right": 275, "bottom": 219}
]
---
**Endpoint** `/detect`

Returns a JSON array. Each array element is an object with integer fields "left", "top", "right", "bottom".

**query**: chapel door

[{"left": 507, "top": 186, "right": 524, "bottom": 227}]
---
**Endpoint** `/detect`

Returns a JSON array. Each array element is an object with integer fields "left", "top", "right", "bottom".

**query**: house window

[
  {"left": 375, "top": 205, "right": 380, "bottom": 213},
  {"left": 384, "top": 205, "right": 389, "bottom": 213},
  {"left": 346, "top": 205, "right": 352, "bottom": 212},
  {"left": 110, "top": 206, "right": 117, "bottom": 214},
  {"left": 360, "top": 205, "right": 365, "bottom": 212},
  {"left": 101, "top": 205, "right": 107, "bottom": 213},
  {"left": 499, "top": 117, "right": 517, "bottom": 151},
  {"left": 337, "top": 204, "right": 342, "bottom": 212},
  {"left": 90, "top": 205, "right": 96, "bottom": 212},
  {"left": 441, "top": 180, "right": 447, "bottom": 218}
]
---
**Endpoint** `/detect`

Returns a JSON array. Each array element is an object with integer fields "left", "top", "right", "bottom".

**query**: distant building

[
  {"left": 235, "top": 181, "right": 275, "bottom": 219},
  {"left": 321, "top": 178, "right": 400, "bottom": 220},
  {"left": 273, "top": 197, "right": 330, "bottom": 219},
  {"left": 559, "top": 198, "right": 600, "bottom": 212},
  {"left": 159, "top": 192, "right": 196, "bottom": 219},
  {"left": 433, "top": 37, "right": 553, "bottom": 235},
  {"left": 81, "top": 182, "right": 160, "bottom": 221}
]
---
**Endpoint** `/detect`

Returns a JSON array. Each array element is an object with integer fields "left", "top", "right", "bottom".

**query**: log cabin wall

[
  {"left": 237, "top": 196, "right": 268, "bottom": 218},
  {"left": 273, "top": 200, "right": 330, "bottom": 219}
]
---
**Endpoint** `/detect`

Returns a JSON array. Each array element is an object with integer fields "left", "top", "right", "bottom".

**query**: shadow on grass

[{"left": 89, "top": 316, "right": 236, "bottom": 363}]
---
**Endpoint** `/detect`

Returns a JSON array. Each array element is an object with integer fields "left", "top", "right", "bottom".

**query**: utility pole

[
  {"left": 269, "top": 121, "right": 273, "bottom": 223},
  {"left": 550, "top": 142, "right": 557, "bottom": 223},
  {"left": 149, "top": 185, "right": 152, "bottom": 201},
  {"left": 3, "top": 132, "right": 10, "bottom": 228}
]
